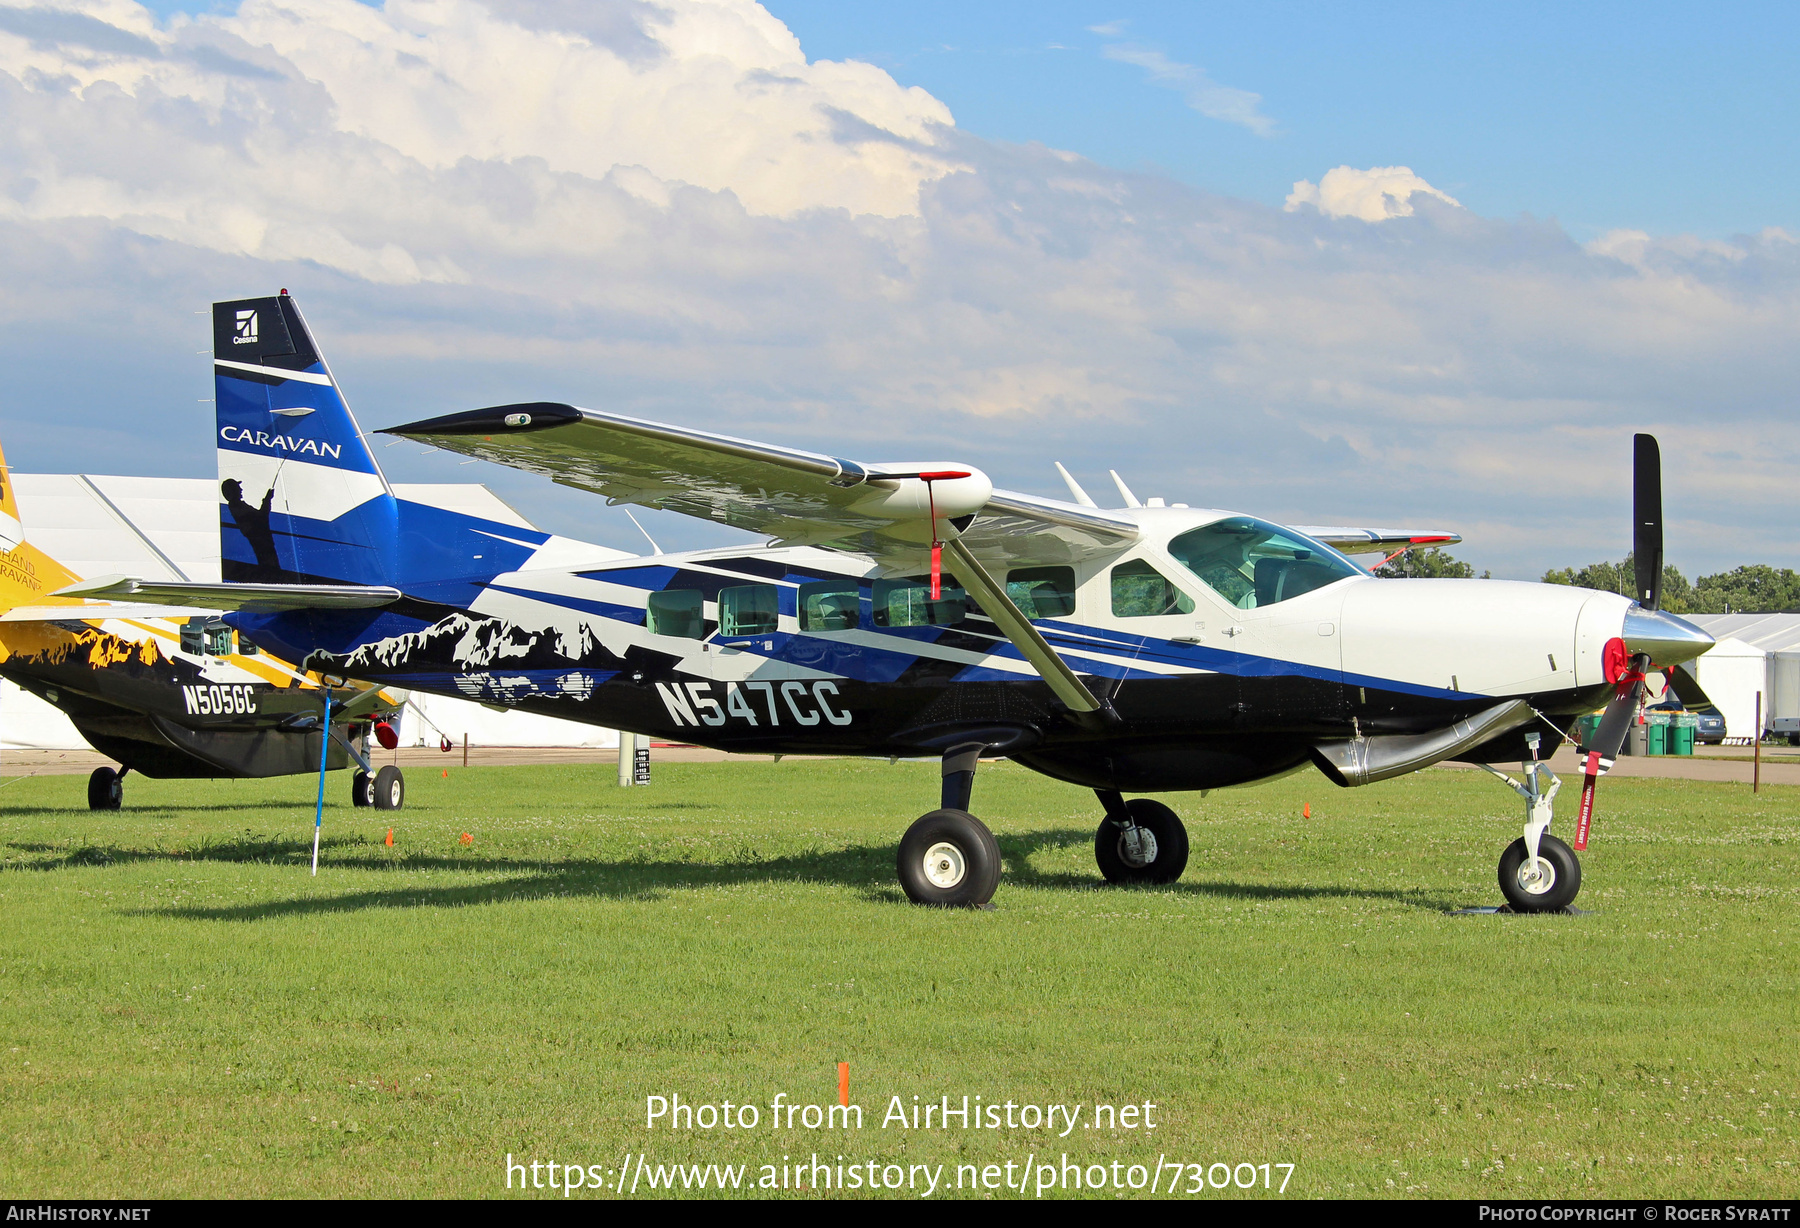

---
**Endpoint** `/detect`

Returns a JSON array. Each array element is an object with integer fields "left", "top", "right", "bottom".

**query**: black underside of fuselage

[
  {"left": 407, "top": 666, "right": 1606, "bottom": 794},
  {"left": 0, "top": 660, "right": 343, "bottom": 780}
]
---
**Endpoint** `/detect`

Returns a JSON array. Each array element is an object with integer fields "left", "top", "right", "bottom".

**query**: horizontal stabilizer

[
  {"left": 53, "top": 576, "right": 402, "bottom": 612},
  {"left": 0, "top": 603, "right": 216, "bottom": 623}
]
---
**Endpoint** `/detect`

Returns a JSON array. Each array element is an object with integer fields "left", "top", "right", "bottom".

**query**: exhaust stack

[{"left": 1312, "top": 700, "right": 1537, "bottom": 788}]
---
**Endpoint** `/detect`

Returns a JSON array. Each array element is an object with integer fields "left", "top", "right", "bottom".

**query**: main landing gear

[
  {"left": 895, "top": 745, "right": 1192, "bottom": 907},
  {"left": 351, "top": 765, "right": 406, "bottom": 810},
  {"left": 1480, "top": 733, "right": 1582, "bottom": 913},
  {"left": 1093, "top": 791, "right": 1189, "bottom": 885},
  {"left": 898, "top": 744, "right": 1002, "bottom": 907},
  {"left": 87, "top": 765, "right": 125, "bottom": 810}
]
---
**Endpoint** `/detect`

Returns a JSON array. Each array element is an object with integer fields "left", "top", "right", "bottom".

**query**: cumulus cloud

[
  {"left": 0, "top": 0, "right": 960, "bottom": 285},
  {"left": 1285, "top": 165, "right": 1461, "bottom": 221},
  {"left": 0, "top": 0, "right": 1796, "bottom": 576},
  {"left": 1100, "top": 43, "right": 1274, "bottom": 137}
]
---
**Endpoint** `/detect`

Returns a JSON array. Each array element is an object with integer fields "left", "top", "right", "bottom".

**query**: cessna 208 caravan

[{"left": 69, "top": 292, "right": 1714, "bottom": 909}]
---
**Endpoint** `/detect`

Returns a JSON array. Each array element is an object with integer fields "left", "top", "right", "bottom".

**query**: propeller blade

[
  {"left": 1574, "top": 650, "right": 1651, "bottom": 850},
  {"left": 1633, "top": 433, "right": 1663, "bottom": 611}
]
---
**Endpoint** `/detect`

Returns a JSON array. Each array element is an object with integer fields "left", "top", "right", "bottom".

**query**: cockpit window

[{"left": 1167, "top": 517, "right": 1360, "bottom": 609}]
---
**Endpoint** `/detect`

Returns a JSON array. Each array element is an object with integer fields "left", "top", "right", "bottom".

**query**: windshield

[{"left": 1167, "top": 516, "right": 1361, "bottom": 609}]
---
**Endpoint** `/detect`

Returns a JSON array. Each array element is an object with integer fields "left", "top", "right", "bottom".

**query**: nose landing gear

[{"left": 1479, "top": 732, "right": 1582, "bottom": 912}]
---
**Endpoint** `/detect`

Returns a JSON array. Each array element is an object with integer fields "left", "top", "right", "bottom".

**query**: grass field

[{"left": 1, "top": 758, "right": 1796, "bottom": 1200}]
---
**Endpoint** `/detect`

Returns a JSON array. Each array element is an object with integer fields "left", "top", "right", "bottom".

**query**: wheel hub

[
  {"left": 922, "top": 841, "right": 966, "bottom": 889},
  {"left": 1515, "top": 856, "right": 1557, "bottom": 895},
  {"left": 1118, "top": 826, "right": 1159, "bottom": 869}
]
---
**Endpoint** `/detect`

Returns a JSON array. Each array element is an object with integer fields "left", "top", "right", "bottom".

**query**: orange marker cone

[
  {"left": 384, "top": 829, "right": 394, "bottom": 847},
  {"left": 442, "top": 769, "right": 449, "bottom": 778},
  {"left": 1303, "top": 803, "right": 1311, "bottom": 819},
  {"left": 460, "top": 832, "right": 472, "bottom": 846}
]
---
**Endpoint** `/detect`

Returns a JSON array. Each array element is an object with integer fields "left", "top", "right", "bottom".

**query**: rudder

[{"left": 214, "top": 292, "right": 397, "bottom": 586}]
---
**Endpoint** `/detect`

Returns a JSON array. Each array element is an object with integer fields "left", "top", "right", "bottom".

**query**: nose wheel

[
  {"left": 1479, "top": 740, "right": 1582, "bottom": 913},
  {"left": 1498, "top": 834, "right": 1581, "bottom": 912}
]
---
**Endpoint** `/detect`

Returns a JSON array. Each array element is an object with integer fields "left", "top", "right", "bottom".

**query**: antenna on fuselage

[
  {"left": 1109, "top": 470, "right": 1143, "bottom": 509},
  {"left": 1054, "top": 462, "right": 1097, "bottom": 508},
  {"left": 622, "top": 507, "right": 662, "bottom": 556}
]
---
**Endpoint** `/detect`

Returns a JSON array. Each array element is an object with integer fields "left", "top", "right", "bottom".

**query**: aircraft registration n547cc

[{"left": 71, "top": 293, "right": 1714, "bottom": 909}]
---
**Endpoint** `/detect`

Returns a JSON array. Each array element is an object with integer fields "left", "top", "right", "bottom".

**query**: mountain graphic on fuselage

[{"left": 308, "top": 612, "right": 624, "bottom": 676}]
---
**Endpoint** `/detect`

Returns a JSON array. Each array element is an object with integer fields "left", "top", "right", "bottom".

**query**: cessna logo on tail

[{"left": 233, "top": 309, "right": 258, "bottom": 345}]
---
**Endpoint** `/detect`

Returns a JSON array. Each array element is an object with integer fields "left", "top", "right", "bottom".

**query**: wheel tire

[
  {"left": 86, "top": 767, "right": 122, "bottom": 811},
  {"left": 1094, "top": 798, "right": 1189, "bottom": 885},
  {"left": 351, "top": 770, "right": 373, "bottom": 807},
  {"left": 372, "top": 765, "right": 405, "bottom": 811},
  {"left": 897, "top": 809, "right": 1001, "bottom": 907},
  {"left": 1497, "top": 834, "right": 1582, "bottom": 913}
]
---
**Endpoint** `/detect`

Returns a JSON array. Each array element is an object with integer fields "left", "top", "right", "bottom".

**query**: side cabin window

[
  {"left": 1167, "top": 517, "right": 1360, "bottom": 609},
  {"left": 872, "top": 577, "right": 966, "bottom": 628},
  {"left": 1006, "top": 566, "right": 1076, "bottom": 619},
  {"left": 798, "top": 579, "right": 860, "bottom": 632},
  {"left": 647, "top": 589, "right": 705, "bottom": 638},
  {"left": 718, "top": 584, "right": 780, "bottom": 636},
  {"left": 180, "top": 619, "right": 235, "bottom": 656},
  {"left": 1110, "top": 559, "right": 1195, "bottom": 618}
]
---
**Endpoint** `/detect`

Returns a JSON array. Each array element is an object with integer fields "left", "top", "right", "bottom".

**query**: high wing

[
  {"left": 53, "top": 576, "right": 402, "bottom": 611},
  {"left": 379, "top": 402, "right": 1140, "bottom": 570},
  {"left": 1293, "top": 526, "right": 1462, "bottom": 555}
]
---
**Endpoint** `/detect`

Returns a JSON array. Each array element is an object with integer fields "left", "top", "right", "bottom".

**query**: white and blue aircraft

[{"left": 71, "top": 292, "right": 1714, "bottom": 910}]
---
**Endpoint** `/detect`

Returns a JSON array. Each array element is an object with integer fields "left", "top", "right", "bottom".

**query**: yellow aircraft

[{"left": 0, "top": 441, "right": 405, "bottom": 810}]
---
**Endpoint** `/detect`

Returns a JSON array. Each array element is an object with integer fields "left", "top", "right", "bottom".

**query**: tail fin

[
  {"left": 214, "top": 292, "right": 398, "bottom": 586},
  {"left": 0, "top": 437, "right": 85, "bottom": 612}
]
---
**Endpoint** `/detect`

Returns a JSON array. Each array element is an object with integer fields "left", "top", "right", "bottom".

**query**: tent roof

[{"left": 1688, "top": 613, "right": 1800, "bottom": 654}]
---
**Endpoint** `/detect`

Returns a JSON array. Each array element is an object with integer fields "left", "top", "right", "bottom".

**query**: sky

[{"left": 0, "top": 0, "right": 1795, "bottom": 579}]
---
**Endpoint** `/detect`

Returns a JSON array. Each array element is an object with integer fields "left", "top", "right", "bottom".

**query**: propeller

[
  {"left": 1573, "top": 433, "right": 1663, "bottom": 851},
  {"left": 1633, "top": 433, "right": 1663, "bottom": 610}
]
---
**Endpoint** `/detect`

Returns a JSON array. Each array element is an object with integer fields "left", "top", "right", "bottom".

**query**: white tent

[
  {"left": 1687, "top": 614, "right": 1800, "bottom": 739},
  {"left": 2, "top": 474, "right": 621, "bottom": 753},
  {"left": 1683, "top": 635, "right": 1768, "bottom": 743}
]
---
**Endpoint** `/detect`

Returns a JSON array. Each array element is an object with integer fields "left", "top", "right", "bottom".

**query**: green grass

[{"left": 1, "top": 759, "right": 1796, "bottom": 1199}]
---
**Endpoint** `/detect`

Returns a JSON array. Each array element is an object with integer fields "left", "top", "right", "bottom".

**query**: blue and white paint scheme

[{"left": 68, "top": 292, "right": 1715, "bottom": 908}]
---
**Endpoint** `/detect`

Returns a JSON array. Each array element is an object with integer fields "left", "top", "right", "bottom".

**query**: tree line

[{"left": 1372, "top": 548, "right": 1800, "bottom": 613}]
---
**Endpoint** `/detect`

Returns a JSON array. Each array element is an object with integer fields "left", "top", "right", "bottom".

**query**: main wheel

[
  {"left": 897, "top": 809, "right": 1001, "bottom": 907},
  {"left": 86, "top": 766, "right": 122, "bottom": 811},
  {"left": 1497, "top": 834, "right": 1582, "bottom": 913},
  {"left": 1095, "top": 798, "right": 1189, "bottom": 884},
  {"left": 351, "top": 770, "right": 374, "bottom": 807},
  {"left": 372, "top": 765, "right": 405, "bottom": 810}
]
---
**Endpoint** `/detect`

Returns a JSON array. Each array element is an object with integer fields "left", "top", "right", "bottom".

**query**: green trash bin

[
  {"left": 1672, "top": 714, "right": 1698, "bottom": 756},
  {"left": 1576, "top": 714, "right": 1604, "bottom": 747},
  {"left": 1646, "top": 721, "right": 1667, "bottom": 756}
]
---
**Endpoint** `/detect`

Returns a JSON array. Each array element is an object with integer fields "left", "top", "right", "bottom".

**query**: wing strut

[{"left": 944, "top": 539, "right": 1118, "bottom": 730}]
